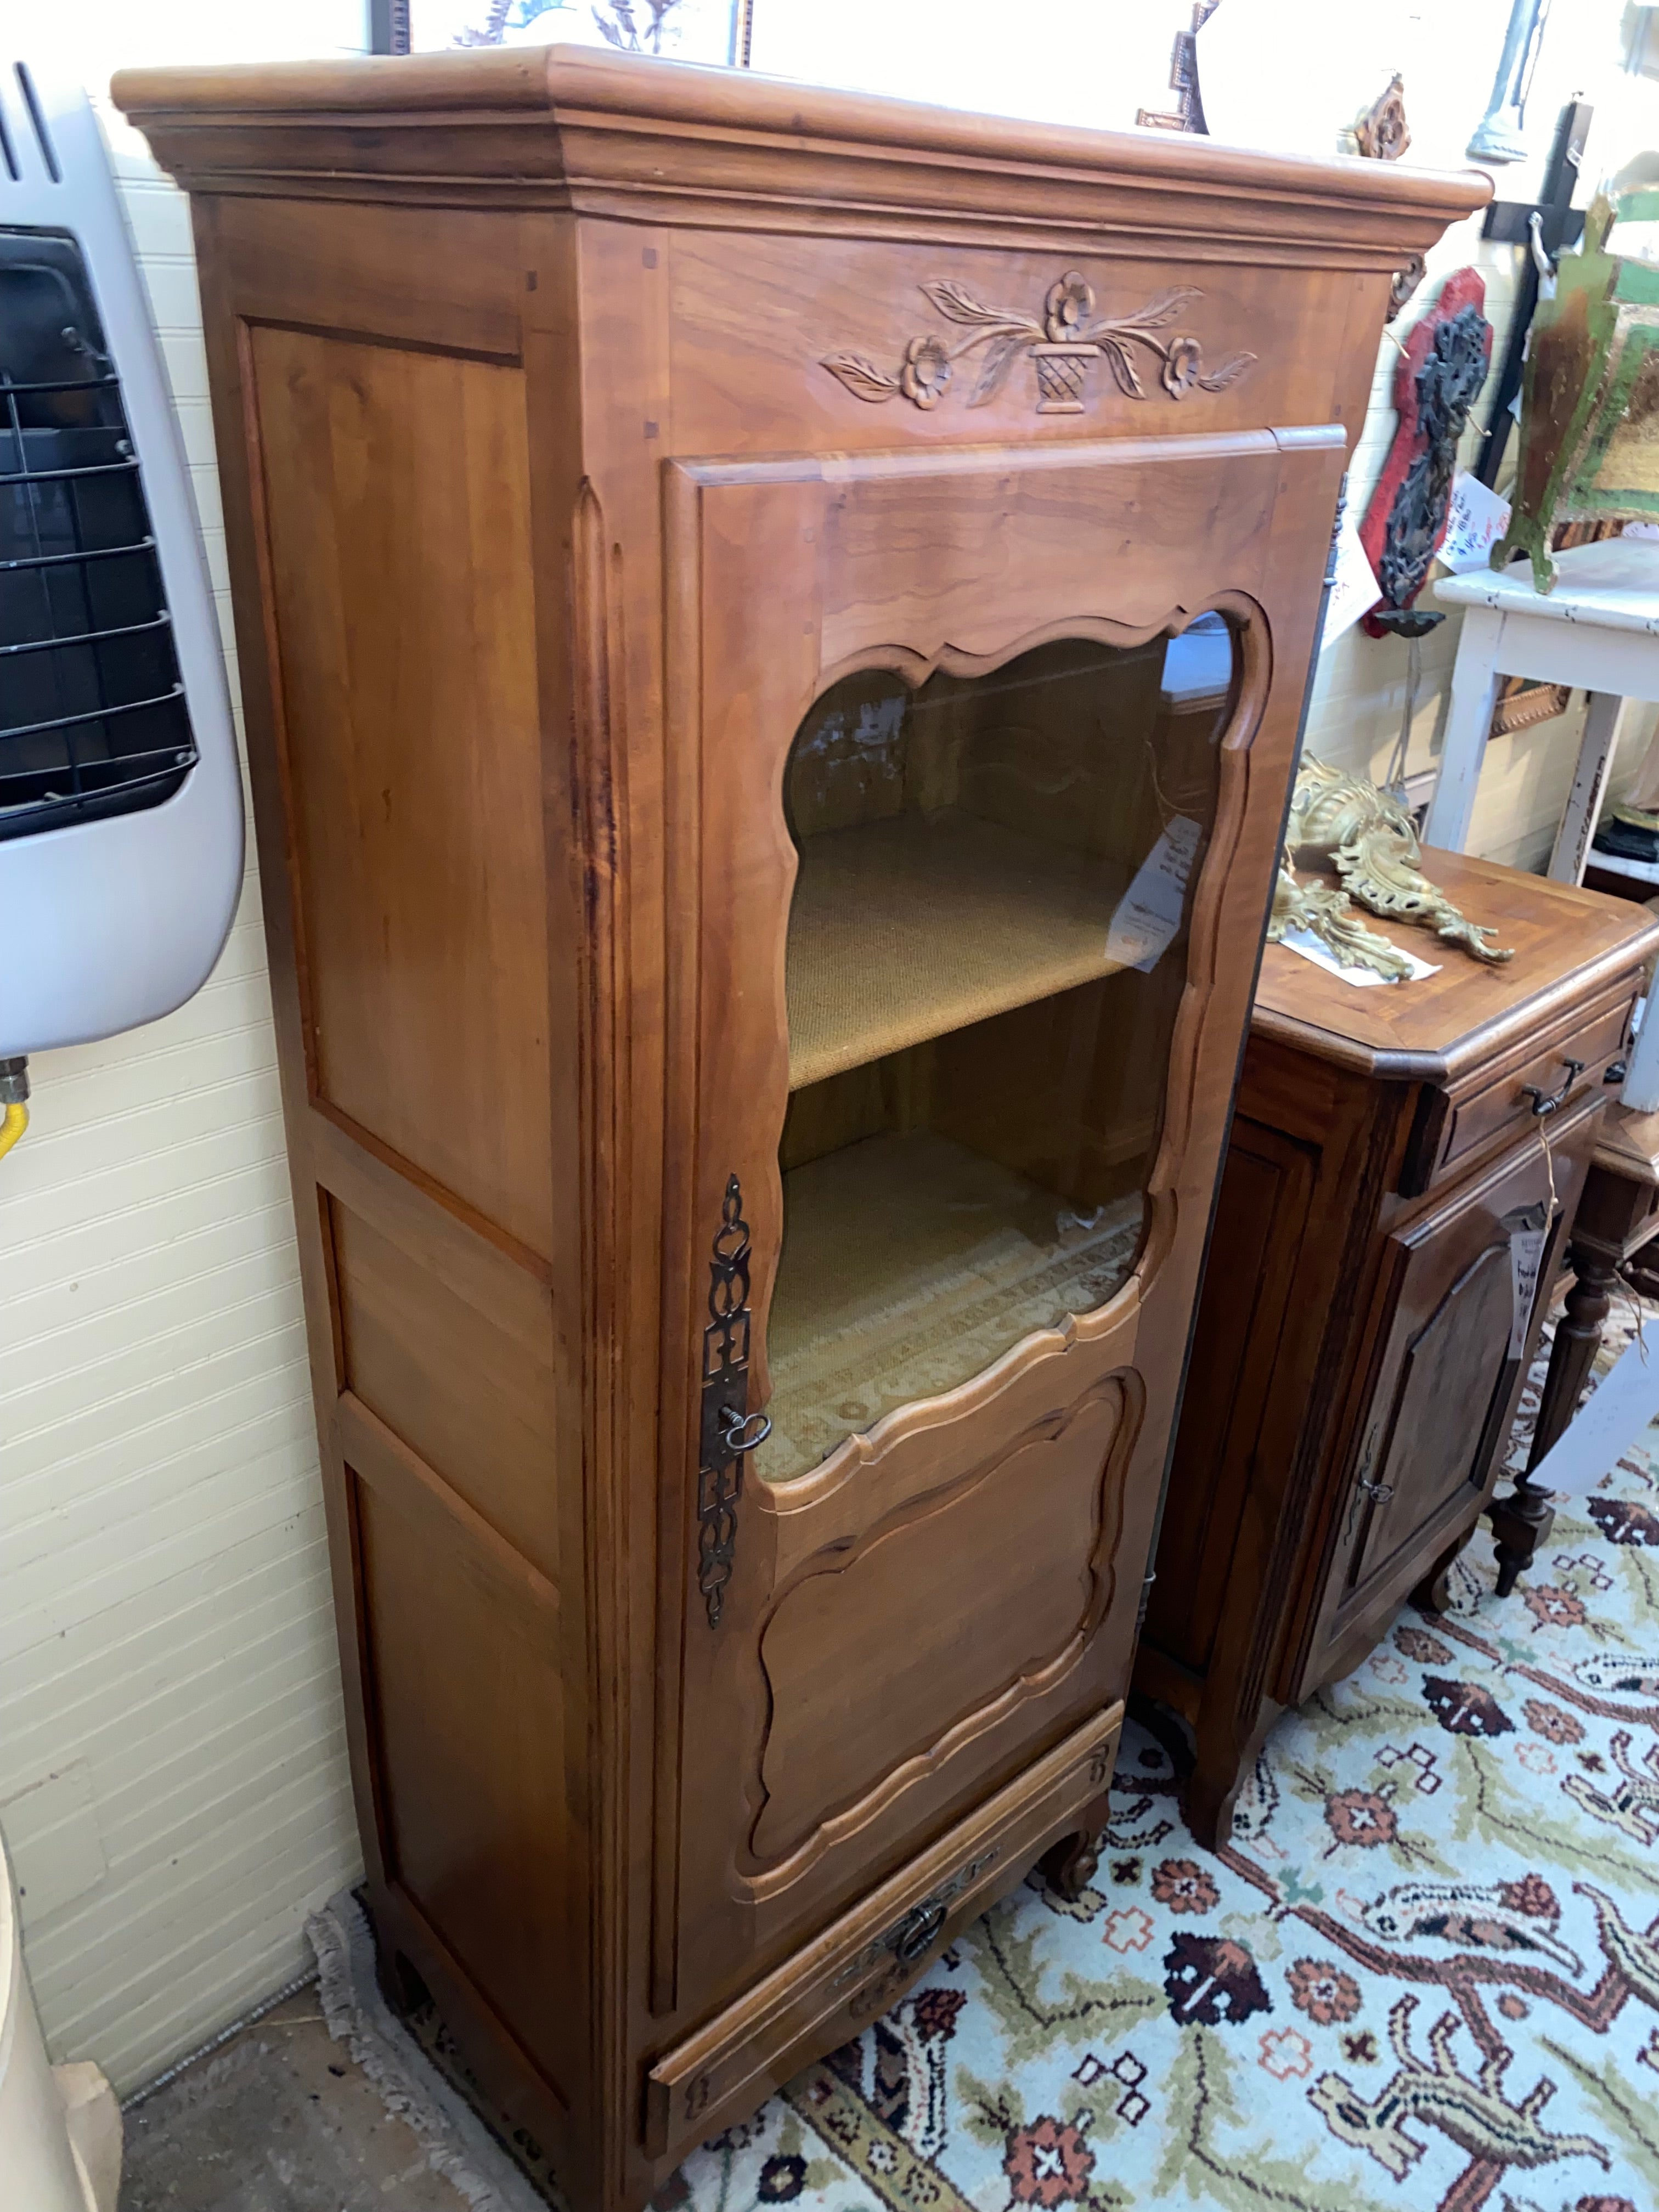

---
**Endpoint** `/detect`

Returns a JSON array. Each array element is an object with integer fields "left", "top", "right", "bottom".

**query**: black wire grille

[{"left": 1, "top": 225, "right": 196, "bottom": 842}]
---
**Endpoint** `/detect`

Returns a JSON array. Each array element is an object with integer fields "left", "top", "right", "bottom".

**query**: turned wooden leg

[
  {"left": 1483, "top": 1242, "right": 1614, "bottom": 1599},
  {"left": 1489, "top": 1477, "right": 1558, "bottom": 1598},
  {"left": 1527, "top": 1243, "right": 1616, "bottom": 1470}
]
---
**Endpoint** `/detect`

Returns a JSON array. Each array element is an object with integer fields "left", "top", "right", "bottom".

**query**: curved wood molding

[
  {"left": 741, "top": 1369, "right": 1142, "bottom": 1892},
  {"left": 113, "top": 47, "right": 1489, "bottom": 262}
]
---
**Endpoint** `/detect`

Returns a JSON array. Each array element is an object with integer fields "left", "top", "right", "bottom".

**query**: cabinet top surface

[
  {"left": 1252, "top": 849, "right": 1659, "bottom": 1082},
  {"left": 112, "top": 46, "right": 1487, "bottom": 255}
]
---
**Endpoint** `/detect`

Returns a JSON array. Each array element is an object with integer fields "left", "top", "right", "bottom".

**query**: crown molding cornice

[{"left": 113, "top": 47, "right": 1489, "bottom": 267}]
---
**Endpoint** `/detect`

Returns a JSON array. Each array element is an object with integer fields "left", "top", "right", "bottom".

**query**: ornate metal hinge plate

[{"left": 697, "top": 1175, "right": 770, "bottom": 1628}]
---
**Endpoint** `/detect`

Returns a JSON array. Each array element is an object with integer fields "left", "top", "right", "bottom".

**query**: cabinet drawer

[
  {"left": 1410, "top": 988, "right": 1633, "bottom": 1192},
  {"left": 644, "top": 1702, "right": 1121, "bottom": 2164}
]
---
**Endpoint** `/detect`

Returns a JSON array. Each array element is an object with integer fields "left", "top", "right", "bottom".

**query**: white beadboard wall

[
  {"left": 0, "top": 5, "right": 369, "bottom": 2098},
  {"left": 3, "top": 0, "right": 1657, "bottom": 2099}
]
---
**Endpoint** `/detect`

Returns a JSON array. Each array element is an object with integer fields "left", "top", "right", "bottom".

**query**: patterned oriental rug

[{"left": 662, "top": 1338, "right": 1659, "bottom": 2212}]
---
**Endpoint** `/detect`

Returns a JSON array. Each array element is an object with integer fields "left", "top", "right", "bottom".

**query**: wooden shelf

[
  {"left": 757, "top": 1129, "right": 1142, "bottom": 1481},
  {"left": 786, "top": 809, "right": 1132, "bottom": 1091}
]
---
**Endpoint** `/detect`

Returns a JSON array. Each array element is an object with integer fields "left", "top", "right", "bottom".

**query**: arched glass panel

[{"left": 758, "top": 616, "right": 1239, "bottom": 1481}]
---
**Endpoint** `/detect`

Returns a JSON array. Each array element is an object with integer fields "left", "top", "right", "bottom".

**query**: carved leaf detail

[
  {"left": 1099, "top": 339, "right": 1144, "bottom": 398},
  {"left": 820, "top": 351, "right": 901, "bottom": 403},
  {"left": 921, "top": 278, "right": 1038, "bottom": 332},
  {"left": 1197, "top": 351, "right": 1256, "bottom": 392},
  {"left": 820, "top": 275, "right": 1243, "bottom": 415},
  {"left": 968, "top": 331, "right": 1030, "bottom": 408},
  {"left": 1109, "top": 285, "right": 1202, "bottom": 331}
]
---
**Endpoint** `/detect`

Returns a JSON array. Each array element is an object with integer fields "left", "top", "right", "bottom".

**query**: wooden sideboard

[
  {"left": 1139, "top": 853, "right": 1658, "bottom": 1847},
  {"left": 114, "top": 49, "right": 1484, "bottom": 2212}
]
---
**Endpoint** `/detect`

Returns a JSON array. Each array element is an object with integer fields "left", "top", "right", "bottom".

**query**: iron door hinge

[{"left": 697, "top": 1174, "right": 770, "bottom": 1627}]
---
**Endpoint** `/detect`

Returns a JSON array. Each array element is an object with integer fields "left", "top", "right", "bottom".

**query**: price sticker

[{"left": 1504, "top": 1200, "right": 1550, "bottom": 1359}]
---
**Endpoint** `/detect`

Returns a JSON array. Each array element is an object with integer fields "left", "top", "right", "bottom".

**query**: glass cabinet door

[{"left": 757, "top": 616, "right": 1240, "bottom": 1480}]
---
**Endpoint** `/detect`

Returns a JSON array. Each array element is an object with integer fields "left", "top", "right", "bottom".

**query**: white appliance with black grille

[{"left": 0, "top": 59, "right": 241, "bottom": 1059}]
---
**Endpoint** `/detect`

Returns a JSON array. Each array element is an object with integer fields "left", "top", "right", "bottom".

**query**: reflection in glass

[{"left": 757, "top": 618, "right": 1239, "bottom": 1482}]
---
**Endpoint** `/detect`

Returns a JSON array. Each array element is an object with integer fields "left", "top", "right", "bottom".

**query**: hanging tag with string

[{"left": 1503, "top": 1199, "right": 1550, "bottom": 1359}]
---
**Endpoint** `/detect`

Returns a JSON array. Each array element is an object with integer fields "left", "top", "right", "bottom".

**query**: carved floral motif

[{"left": 822, "top": 272, "right": 1255, "bottom": 417}]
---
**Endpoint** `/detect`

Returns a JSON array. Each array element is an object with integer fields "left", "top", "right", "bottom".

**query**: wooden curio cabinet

[{"left": 115, "top": 52, "right": 1484, "bottom": 2211}]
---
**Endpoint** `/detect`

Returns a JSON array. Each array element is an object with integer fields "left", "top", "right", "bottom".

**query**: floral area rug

[{"left": 664, "top": 1331, "right": 1659, "bottom": 2212}]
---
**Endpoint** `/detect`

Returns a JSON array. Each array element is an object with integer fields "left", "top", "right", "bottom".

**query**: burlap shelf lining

[
  {"left": 756, "top": 1127, "right": 1143, "bottom": 1483},
  {"left": 785, "top": 809, "right": 1132, "bottom": 1093}
]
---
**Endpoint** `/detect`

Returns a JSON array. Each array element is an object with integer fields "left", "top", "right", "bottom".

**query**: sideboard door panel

[
  {"left": 659, "top": 427, "right": 1346, "bottom": 2021},
  {"left": 1301, "top": 1132, "right": 1573, "bottom": 1686},
  {"left": 1352, "top": 1239, "right": 1513, "bottom": 1583}
]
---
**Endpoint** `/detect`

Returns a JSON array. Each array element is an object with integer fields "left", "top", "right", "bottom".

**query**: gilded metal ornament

[{"left": 1269, "top": 757, "right": 1514, "bottom": 979}]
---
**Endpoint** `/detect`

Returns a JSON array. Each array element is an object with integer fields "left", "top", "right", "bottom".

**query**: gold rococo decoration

[
  {"left": 1269, "top": 755, "right": 1513, "bottom": 980},
  {"left": 822, "top": 272, "right": 1255, "bottom": 417}
]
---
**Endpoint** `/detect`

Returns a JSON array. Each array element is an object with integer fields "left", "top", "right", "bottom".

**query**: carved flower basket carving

[{"left": 822, "top": 271, "right": 1255, "bottom": 417}]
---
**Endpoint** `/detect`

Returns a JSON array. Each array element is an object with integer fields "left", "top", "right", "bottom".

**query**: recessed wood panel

[
  {"left": 354, "top": 1467, "right": 572, "bottom": 2100},
  {"left": 250, "top": 325, "right": 552, "bottom": 1256},
  {"left": 331, "top": 1200, "right": 560, "bottom": 1583},
  {"left": 817, "top": 437, "right": 1281, "bottom": 669},
  {"left": 1354, "top": 1239, "right": 1514, "bottom": 1590},
  {"left": 1146, "top": 1118, "right": 1317, "bottom": 1675},
  {"left": 753, "top": 1378, "right": 1131, "bottom": 1864}
]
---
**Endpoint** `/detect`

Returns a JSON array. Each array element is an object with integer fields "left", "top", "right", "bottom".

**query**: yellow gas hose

[{"left": 0, "top": 1101, "right": 27, "bottom": 1164}]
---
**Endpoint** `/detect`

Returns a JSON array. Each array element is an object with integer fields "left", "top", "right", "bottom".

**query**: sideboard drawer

[
  {"left": 1411, "top": 987, "right": 1634, "bottom": 1191},
  {"left": 644, "top": 1702, "right": 1121, "bottom": 2165}
]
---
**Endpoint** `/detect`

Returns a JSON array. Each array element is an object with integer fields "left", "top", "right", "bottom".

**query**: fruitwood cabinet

[
  {"left": 1140, "top": 853, "right": 1659, "bottom": 1848},
  {"left": 115, "top": 50, "right": 1483, "bottom": 2211}
]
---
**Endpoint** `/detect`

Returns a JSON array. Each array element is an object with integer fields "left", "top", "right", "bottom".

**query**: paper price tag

[
  {"left": 1438, "top": 472, "right": 1511, "bottom": 575},
  {"left": 1277, "top": 927, "right": 1439, "bottom": 987},
  {"left": 1505, "top": 1201, "right": 1550, "bottom": 1358},
  {"left": 1321, "top": 514, "right": 1381, "bottom": 648},
  {"left": 1107, "top": 816, "right": 1204, "bottom": 973}
]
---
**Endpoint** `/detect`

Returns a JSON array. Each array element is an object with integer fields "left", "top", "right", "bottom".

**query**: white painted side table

[
  {"left": 1427, "top": 537, "right": 1659, "bottom": 876},
  {"left": 1428, "top": 538, "right": 1659, "bottom": 1109}
]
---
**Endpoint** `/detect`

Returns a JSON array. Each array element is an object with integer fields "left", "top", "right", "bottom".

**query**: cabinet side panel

[
  {"left": 1146, "top": 1119, "right": 1317, "bottom": 1675},
  {"left": 331, "top": 1199, "right": 561, "bottom": 1584},
  {"left": 352, "top": 1461, "right": 575, "bottom": 2103},
  {"left": 246, "top": 324, "right": 554, "bottom": 1259}
]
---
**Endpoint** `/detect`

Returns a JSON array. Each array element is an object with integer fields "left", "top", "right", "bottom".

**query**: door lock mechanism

[{"left": 715, "top": 1406, "right": 771, "bottom": 1457}]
